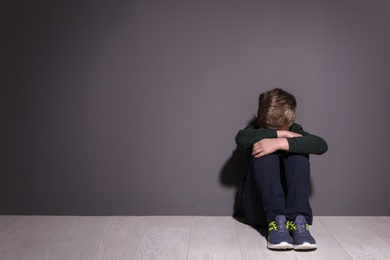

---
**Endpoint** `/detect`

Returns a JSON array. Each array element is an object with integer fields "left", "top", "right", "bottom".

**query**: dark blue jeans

[{"left": 240, "top": 153, "right": 313, "bottom": 227}]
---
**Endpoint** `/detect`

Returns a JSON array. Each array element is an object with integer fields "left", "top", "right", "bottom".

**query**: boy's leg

[
  {"left": 251, "top": 154, "right": 286, "bottom": 224},
  {"left": 243, "top": 154, "right": 292, "bottom": 249},
  {"left": 241, "top": 154, "right": 287, "bottom": 226},
  {"left": 283, "top": 154, "right": 313, "bottom": 224},
  {"left": 240, "top": 168, "right": 267, "bottom": 228},
  {"left": 283, "top": 154, "right": 317, "bottom": 250}
]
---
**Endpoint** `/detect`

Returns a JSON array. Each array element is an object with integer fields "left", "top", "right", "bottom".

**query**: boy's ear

[
  {"left": 256, "top": 114, "right": 262, "bottom": 123},
  {"left": 255, "top": 114, "right": 261, "bottom": 125}
]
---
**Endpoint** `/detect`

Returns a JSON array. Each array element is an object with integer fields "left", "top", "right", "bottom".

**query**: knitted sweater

[{"left": 235, "top": 122, "right": 328, "bottom": 155}]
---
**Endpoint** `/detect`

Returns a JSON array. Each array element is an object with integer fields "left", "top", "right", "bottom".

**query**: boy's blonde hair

[{"left": 257, "top": 88, "right": 296, "bottom": 129}]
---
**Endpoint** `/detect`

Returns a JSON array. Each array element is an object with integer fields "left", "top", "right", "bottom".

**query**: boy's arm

[
  {"left": 235, "top": 124, "right": 278, "bottom": 153},
  {"left": 235, "top": 122, "right": 328, "bottom": 156},
  {"left": 286, "top": 123, "right": 328, "bottom": 155}
]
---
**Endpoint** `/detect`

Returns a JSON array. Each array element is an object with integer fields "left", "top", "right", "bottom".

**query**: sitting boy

[{"left": 235, "top": 88, "right": 328, "bottom": 250}]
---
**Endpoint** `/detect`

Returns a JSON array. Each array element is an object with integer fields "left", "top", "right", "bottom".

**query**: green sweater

[{"left": 235, "top": 123, "right": 328, "bottom": 155}]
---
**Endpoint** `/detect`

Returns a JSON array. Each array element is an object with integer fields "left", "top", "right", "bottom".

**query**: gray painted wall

[{"left": 1, "top": 0, "right": 390, "bottom": 216}]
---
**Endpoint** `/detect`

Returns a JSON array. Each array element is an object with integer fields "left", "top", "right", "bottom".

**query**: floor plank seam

[
  {"left": 131, "top": 216, "right": 152, "bottom": 260},
  {"left": 185, "top": 216, "right": 194, "bottom": 260},
  {"left": 317, "top": 217, "right": 355, "bottom": 260},
  {"left": 356, "top": 216, "right": 390, "bottom": 258},
  {"left": 359, "top": 216, "right": 390, "bottom": 246},
  {"left": 233, "top": 218, "right": 245, "bottom": 260}
]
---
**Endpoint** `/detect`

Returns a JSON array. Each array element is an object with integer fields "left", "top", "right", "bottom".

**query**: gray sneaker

[
  {"left": 290, "top": 215, "right": 317, "bottom": 250},
  {"left": 267, "top": 215, "right": 293, "bottom": 250}
]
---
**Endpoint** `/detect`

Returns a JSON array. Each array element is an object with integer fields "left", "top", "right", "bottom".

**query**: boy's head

[{"left": 257, "top": 88, "right": 297, "bottom": 130}]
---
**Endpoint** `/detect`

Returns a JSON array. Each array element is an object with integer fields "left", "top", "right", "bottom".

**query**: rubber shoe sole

[
  {"left": 293, "top": 242, "right": 317, "bottom": 250},
  {"left": 267, "top": 241, "right": 293, "bottom": 250}
]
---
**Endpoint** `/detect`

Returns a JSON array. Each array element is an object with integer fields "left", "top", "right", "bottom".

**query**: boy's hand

[
  {"left": 277, "top": 130, "right": 302, "bottom": 138},
  {"left": 252, "top": 138, "right": 289, "bottom": 158}
]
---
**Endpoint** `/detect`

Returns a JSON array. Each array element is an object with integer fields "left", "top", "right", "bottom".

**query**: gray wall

[{"left": 1, "top": 0, "right": 390, "bottom": 216}]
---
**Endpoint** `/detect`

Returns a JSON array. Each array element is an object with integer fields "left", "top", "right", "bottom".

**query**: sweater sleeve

[
  {"left": 287, "top": 123, "right": 328, "bottom": 155},
  {"left": 235, "top": 123, "right": 328, "bottom": 155},
  {"left": 235, "top": 124, "right": 278, "bottom": 152}
]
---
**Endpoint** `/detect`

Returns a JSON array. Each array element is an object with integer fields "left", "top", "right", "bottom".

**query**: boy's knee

[
  {"left": 285, "top": 154, "right": 311, "bottom": 177},
  {"left": 252, "top": 153, "right": 279, "bottom": 164},
  {"left": 251, "top": 153, "right": 280, "bottom": 170},
  {"left": 286, "top": 154, "right": 310, "bottom": 163}
]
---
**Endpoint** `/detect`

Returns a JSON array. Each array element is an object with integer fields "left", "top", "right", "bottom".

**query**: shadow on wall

[
  {"left": 219, "top": 117, "right": 257, "bottom": 217},
  {"left": 220, "top": 147, "right": 247, "bottom": 217}
]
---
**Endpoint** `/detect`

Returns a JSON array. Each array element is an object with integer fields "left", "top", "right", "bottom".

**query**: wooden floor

[{"left": 0, "top": 216, "right": 389, "bottom": 260}]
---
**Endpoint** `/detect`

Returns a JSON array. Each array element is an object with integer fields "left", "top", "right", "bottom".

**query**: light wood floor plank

[
  {"left": 360, "top": 216, "right": 390, "bottom": 245},
  {"left": 133, "top": 216, "right": 192, "bottom": 260},
  {"left": 0, "top": 216, "right": 67, "bottom": 260},
  {"left": 0, "top": 215, "right": 28, "bottom": 236},
  {"left": 187, "top": 216, "right": 242, "bottom": 260},
  {"left": 12, "top": 215, "right": 67, "bottom": 233},
  {"left": 23, "top": 216, "right": 107, "bottom": 260},
  {"left": 318, "top": 216, "right": 390, "bottom": 259},
  {"left": 0, "top": 229, "right": 54, "bottom": 260},
  {"left": 88, "top": 216, "right": 150, "bottom": 260},
  {"left": 1, "top": 215, "right": 389, "bottom": 259},
  {"left": 234, "top": 218, "right": 297, "bottom": 260}
]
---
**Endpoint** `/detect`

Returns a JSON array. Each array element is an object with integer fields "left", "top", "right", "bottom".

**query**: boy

[{"left": 235, "top": 88, "right": 327, "bottom": 250}]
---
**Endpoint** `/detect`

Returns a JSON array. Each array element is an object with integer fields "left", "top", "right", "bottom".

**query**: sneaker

[
  {"left": 289, "top": 215, "right": 317, "bottom": 250},
  {"left": 267, "top": 215, "right": 293, "bottom": 250}
]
